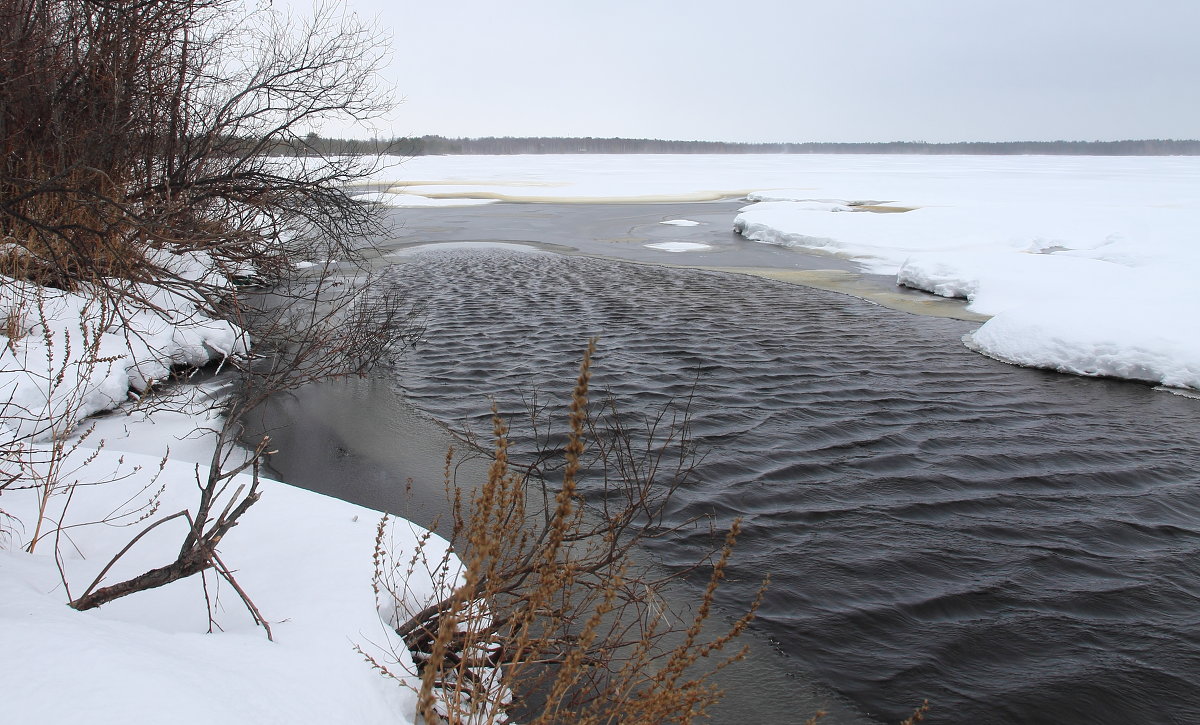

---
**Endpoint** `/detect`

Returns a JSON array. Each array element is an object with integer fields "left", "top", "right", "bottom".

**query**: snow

[
  {"left": 0, "top": 432, "right": 446, "bottom": 724},
  {"left": 731, "top": 199, "right": 1188, "bottom": 274},
  {"left": 728, "top": 157, "right": 1200, "bottom": 390},
  {"left": 964, "top": 298, "right": 1200, "bottom": 389},
  {"left": 659, "top": 219, "right": 701, "bottom": 226},
  {"left": 894, "top": 251, "right": 1132, "bottom": 316},
  {"left": 0, "top": 256, "right": 248, "bottom": 442},
  {"left": 894, "top": 249, "right": 1200, "bottom": 388},
  {"left": 1, "top": 249, "right": 454, "bottom": 724}
]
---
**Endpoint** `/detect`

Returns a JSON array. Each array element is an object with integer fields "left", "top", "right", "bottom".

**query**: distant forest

[{"left": 295, "top": 134, "right": 1200, "bottom": 156}]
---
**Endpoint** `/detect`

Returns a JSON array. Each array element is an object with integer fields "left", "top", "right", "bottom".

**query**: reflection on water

[{"left": 372, "top": 249, "right": 1200, "bottom": 725}]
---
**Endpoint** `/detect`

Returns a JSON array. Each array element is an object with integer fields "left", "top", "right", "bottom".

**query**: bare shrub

[
  {"left": 0, "top": 0, "right": 393, "bottom": 300},
  {"left": 365, "top": 340, "right": 766, "bottom": 723},
  {"left": 0, "top": 0, "right": 418, "bottom": 628}
]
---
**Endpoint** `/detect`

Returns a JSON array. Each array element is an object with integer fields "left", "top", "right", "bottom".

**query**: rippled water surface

[{"left": 374, "top": 249, "right": 1200, "bottom": 724}]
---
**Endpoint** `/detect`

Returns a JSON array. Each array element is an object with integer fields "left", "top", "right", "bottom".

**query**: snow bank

[
  {"left": 1, "top": 245, "right": 455, "bottom": 724},
  {"left": 896, "top": 251, "right": 1200, "bottom": 388},
  {"left": 0, "top": 377, "right": 457, "bottom": 725},
  {"left": 725, "top": 156, "right": 1200, "bottom": 390},
  {"left": 1, "top": 439, "right": 449, "bottom": 724},
  {"left": 730, "top": 200, "right": 1171, "bottom": 274},
  {"left": 895, "top": 251, "right": 1131, "bottom": 316},
  {"left": 964, "top": 298, "right": 1200, "bottom": 389},
  {"left": 0, "top": 253, "right": 248, "bottom": 442}
]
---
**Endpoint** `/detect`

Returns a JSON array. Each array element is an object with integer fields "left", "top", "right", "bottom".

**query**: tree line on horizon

[{"left": 294, "top": 134, "right": 1200, "bottom": 157}]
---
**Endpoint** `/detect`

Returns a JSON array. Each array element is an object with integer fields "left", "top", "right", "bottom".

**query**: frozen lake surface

[{"left": 355, "top": 153, "right": 1200, "bottom": 391}]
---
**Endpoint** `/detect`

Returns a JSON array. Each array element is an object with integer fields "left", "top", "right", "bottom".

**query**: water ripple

[{"left": 379, "top": 250, "right": 1200, "bottom": 724}]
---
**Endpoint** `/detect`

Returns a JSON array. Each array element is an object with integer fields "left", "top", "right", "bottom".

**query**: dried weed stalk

[{"left": 368, "top": 340, "right": 766, "bottom": 723}]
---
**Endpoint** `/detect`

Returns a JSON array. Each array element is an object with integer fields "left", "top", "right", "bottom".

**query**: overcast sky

[{"left": 280, "top": 0, "right": 1200, "bottom": 143}]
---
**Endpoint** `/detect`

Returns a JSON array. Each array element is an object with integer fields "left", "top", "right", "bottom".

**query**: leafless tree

[
  {"left": 1, "top": 0, "right": 393, "bottom": 297},
  {"left": 0, "top": 0, "right": 418, "bottom": 622}
]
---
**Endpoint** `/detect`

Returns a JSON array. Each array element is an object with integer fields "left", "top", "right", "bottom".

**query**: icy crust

[
  {"left": 0, "top": 251, "right": 248, "bottom": 441},
  {"left": 1, "top": 432, "right": 452, "bottom": 725}
]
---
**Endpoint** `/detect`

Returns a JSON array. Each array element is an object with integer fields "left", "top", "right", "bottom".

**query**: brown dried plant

[
  {"left": 900, "top": 699, "right": 932, "bottom": 725},
  {"left": 366, "top": 339, "right": 767, "bottom": 724}
]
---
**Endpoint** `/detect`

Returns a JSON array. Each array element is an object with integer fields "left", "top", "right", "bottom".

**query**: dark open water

[{"left": 367, "top": 246, "right": 1200, "bottom": 725}]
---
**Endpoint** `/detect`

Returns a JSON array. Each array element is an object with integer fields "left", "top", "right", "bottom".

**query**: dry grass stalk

[
  {"left": 367, "top": 340, "right": 767, "bottom": 723},
  {"left": 900, "top": 699, "right": 931, "bottom": 725}
]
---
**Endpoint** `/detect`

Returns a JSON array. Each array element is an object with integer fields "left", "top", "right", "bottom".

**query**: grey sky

[{"left": 286, "top": 0, "right": 1200, "bottom": 143}]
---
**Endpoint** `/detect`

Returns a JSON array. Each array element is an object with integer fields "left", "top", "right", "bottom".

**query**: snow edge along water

[
  {"left": 733, "top": 187, "right": 1200, "bottom": 393},
  {"left": 0, "top": 250, "right": 452, "bottom": 725}
]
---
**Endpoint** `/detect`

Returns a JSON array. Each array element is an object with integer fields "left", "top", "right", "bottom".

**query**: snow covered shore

[
  {"left": 0, "top": 252, "right": 247, "bottom": 442},
  {"left": 1, "top": 424, "right": 439, "bottom": 724},
  {"left": 1, "top": 254, "right": 448, "bottom": 724},
  {"left": 729, "top": 159, "right": 1200, "bottom": 390}
]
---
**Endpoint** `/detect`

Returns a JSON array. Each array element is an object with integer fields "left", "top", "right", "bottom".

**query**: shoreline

[
  {"left": 367, "top": 199, "right": 985, "bottom": 323},
  {"left": 642, "top": 263, "right": 987, "bottom": 322},
  {"left": 248, "top": 375, "right": 873, "bottom": 724},
  {"left": 255, "top": 197, "right": 1200, "bottom": 721}
]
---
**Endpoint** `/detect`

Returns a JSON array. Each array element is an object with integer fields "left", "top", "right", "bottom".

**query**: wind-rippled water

[{"left": 378, "top": 249, "right": 1200, "bottom": 724}]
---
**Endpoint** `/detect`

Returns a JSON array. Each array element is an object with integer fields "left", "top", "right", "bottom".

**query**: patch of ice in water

[
  {"left": 388, "top": 241, "right": 549, "bottom": 257},
  {"left": 350, "top": 191, "right": 498, "bottom": 207},
  {"left": 745, "top": 194, "right": 853, "bottom": 211},
  {"left": 659, "top": 219, "right": 701, "bottom": 226},
  {"left": 644, "top": 242, "right": 713, "bottom": 252}
]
